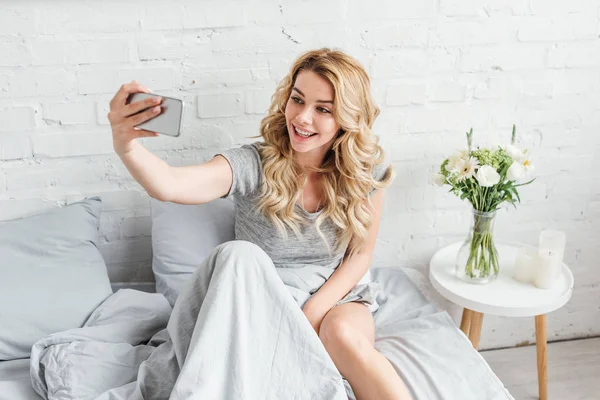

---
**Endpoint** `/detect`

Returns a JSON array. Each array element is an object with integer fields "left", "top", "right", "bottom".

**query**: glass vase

[{"left": 455, "top": 209, "right": 499, "bottom": 284}]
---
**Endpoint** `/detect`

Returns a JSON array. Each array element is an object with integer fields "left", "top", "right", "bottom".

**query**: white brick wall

[{"left": 1, "top": 0, "right": 599, "bottom": 350}]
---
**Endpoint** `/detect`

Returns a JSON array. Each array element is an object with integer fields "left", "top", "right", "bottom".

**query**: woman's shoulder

[
  {"left": 365, "top": 161, "right": 393, "bottom": 197},
  {"left": 372, "top": 162, "right": 390, "bottom": 181},
  {"left": 216, "top": 141, "right": 265, "bottom": 198},
  {"left": 235, "top": 140, "right": 262, "bottom": 152},
  {"left": 238, "top": 141, "right": 265, "bottom": 161},
  {"left": 223, "top": 141, "right": 264, "bottom": 163}
]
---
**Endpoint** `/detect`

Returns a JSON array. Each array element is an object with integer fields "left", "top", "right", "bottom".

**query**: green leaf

[
  {"left": 514, "top": 178, "right": 535, "bottom": 187},
  {"left": 512, "top": 187, "right": 521, "bottom": 203}
]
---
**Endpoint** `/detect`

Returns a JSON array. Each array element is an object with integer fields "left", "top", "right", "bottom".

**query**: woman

[{"left": 109, "top": 48, "right": 411, "bottom": 400}]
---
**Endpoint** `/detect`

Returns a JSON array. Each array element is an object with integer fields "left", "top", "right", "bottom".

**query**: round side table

[{"left": 429, "top": 242, "right": 574, "bottom": 400}]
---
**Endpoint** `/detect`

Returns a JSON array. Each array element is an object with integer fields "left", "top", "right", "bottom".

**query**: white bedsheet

[
  {"left": 9, "top": 243, "right": 514, "bottom": 400},
  {"left": 0, "top": 358, "right": 41, "bottom": 400}
]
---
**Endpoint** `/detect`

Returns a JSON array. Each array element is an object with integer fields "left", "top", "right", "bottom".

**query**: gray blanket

[{"left": 30, "top": 241, "right": 513, "bottom": 400}]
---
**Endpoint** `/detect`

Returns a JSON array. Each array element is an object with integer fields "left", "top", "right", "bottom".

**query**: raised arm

[{"left": 108, "top": 81, "right": 233, "bottom": 205}]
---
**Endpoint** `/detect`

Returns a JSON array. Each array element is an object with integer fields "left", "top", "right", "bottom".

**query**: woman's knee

[
  {"left": 216, "top": 240, "right": 266, "bottom": 256},
  {"left": 213, "top": 240, "right": 272, "bottom": 270},
  {"left": 319, "top": 313, "right": 371, "bottom": 360}
]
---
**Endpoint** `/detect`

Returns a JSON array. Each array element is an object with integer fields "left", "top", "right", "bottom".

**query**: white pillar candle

[
  {"left": 534, "top": 248, "right": 562, "bottom": 289},
  {"left": 513, "top": 247, "right": 538, "bottom": 284},
  {"left": 539, "top": 229, "right": 566, "bottom": 278}
]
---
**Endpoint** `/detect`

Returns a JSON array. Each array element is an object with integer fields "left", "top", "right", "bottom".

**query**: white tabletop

[{"left": 429, "top": 242, "right": 574, "bottom": 317}]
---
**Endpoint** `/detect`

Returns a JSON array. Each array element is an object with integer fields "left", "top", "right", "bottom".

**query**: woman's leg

[
  {"left": 167, "top": 240, "right": 347, "bottom": 400},
  {"left": 319, "top": 302, "right": 413, "bottom": 400}
]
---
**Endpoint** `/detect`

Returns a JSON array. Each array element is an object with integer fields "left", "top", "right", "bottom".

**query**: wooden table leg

[
  {"left": 460, "top": 308, "right": 472, "bottom": 336},
  {"left": 468, "top": 311, "right": 484, "bottom": 350},
  {"left": 535, "top": 314, "right": 548, "bottom": 400}
]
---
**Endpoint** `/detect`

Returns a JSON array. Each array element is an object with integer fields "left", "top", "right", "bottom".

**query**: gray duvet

[{"left": 29, "top": 241, "right": 513, "bottom": 400}]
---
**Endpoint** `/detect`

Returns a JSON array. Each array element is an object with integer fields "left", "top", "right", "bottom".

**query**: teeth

[{"left": 294, "top": 126, "right": 315, "bottom": 137}]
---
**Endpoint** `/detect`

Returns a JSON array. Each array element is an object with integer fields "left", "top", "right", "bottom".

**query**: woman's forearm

[
  {"left": 311, "top": 252, "right": 372, "bottom": 310},
  {"left": 117, "top": 140, "right": 174, "bottom": 201}
]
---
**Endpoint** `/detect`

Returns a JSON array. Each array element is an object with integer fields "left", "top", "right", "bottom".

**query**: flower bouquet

[{"left": 433, "top": 126, "right": 535, "bottom": 283}]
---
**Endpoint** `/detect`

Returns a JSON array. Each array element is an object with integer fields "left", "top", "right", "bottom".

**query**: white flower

[
  {"left": 521, "top": 153, "right": 535, "bottom": 179},
  {"left": 523, "top": 162, "right": 535, "bottom": 179},
  {"left": 445, "top": 149, "right": 469, "bottom": 172},
  {"left": 455, "top": 157, "right": 479, "bottom": 182},
  {"left": 507, "top": 152, "right": 535, "bottom": 181},
  {"left": 506, "top": 162, "right": 525, "bottom": 181},
  {"left": 504, "top": 144, "right": 526, "bottom": 162},
  {"left": 432, "top": 173, "right": 446, "bottom": 186},
  {"left": 476, "top": 165, "right": 501, "bottom": 187}
]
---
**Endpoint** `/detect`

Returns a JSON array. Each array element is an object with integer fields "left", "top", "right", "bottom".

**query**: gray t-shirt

[{"left": 216, "top": 142, "right": 388, "bottom": 271}]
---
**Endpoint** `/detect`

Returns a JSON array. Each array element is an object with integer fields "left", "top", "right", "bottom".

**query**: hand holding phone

[
  {"left": 108, "top": 81, "right": 184, "bottom": 156},
  {"left": 127, "top": 92, "right": 183, "bottom": 137}
]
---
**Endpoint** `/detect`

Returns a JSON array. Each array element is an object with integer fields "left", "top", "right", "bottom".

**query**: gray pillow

[
  {"left": 0, "top": 197, "right": 113, "bottom": 360},
  {"left": 150, "top": 198, "right": 235, "bottom": 306}
]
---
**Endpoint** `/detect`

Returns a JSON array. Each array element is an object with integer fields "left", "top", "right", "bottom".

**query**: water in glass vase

[{"left": 456, "top": 209, "right": 499, "bottom": 284}]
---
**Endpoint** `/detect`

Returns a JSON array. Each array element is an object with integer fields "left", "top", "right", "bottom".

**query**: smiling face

[{"left": 285, "top": 70, "right": 341, "bottom": 161}]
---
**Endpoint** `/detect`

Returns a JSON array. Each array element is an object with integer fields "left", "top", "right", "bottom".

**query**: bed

[{"left": 0, "top": 197, "right": 514, "bottom": 400}]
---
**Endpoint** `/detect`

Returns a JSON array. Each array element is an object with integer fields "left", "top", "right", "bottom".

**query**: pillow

[
  {"left": 0, "top": 197, "right": 113, "bottom": 360},
  {"left": 150, "top": 198, "right": 235, "bottom": 306}
]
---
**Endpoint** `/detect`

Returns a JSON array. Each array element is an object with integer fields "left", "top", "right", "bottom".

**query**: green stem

[{"left": 463, "top": 211, "right": 498, "bottom": 280}]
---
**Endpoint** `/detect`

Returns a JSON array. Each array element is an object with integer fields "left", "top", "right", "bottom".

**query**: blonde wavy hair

[{"left": 255, "top": 48, "right": 394, "bottom": 258}]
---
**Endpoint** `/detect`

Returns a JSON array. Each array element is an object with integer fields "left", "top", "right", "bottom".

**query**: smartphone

[{"left": 127, "top": 93, "right": 184, "bottom": 137}]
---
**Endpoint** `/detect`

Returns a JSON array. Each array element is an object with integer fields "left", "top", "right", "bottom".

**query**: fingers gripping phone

[{"left": 128, "top": 93, "right": 184, "bottom": 137}]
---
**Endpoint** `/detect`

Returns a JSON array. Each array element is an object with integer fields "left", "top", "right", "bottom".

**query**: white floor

[{"left": 481, "top": 337, "right": 600, "bottom": 400}]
